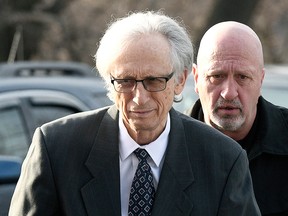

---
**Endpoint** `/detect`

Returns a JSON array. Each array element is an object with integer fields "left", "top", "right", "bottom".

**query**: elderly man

[
  {"left": 9, "top": 13, "right": 260, "bottom": 216},
  {"left": 187, "top": 21, "right": 288, "bottom": 215}
]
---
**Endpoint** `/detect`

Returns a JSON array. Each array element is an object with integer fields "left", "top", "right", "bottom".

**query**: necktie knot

[{"left": 134, "top": 148, "right": 150, "bottom": 162}]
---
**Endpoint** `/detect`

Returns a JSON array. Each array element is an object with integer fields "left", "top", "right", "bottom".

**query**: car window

[
  {"left": 0, "top": 103, "right": 83, "bottom": 161},
  {"left": 31, "top": 105, "right": 80, "bottom": 127},
  {"left": 0, "top": 90, "right": 92, "bottom": 160},
  {"left": 0, "top": 107, "right": 29, "bottom": 160}
]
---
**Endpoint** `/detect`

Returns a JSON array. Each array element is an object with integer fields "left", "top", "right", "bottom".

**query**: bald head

[{"left": 197, "top": 21, "right": 264, "bottom": 68}]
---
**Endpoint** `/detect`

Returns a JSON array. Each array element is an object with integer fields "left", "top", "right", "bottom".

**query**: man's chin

[{"left": 211, "top": 118, "right": 243, "bottom": 132}]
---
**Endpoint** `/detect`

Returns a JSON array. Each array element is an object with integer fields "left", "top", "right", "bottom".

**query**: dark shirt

[{"left": 238, "top": 111, "right": 259, "bottom": 154}]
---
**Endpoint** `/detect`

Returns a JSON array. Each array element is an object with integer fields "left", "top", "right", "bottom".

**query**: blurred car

[
  {"left": 173, "top": 64, "right": 288, "bottom": 112},
  {"left": 0, "top": 61, "right": 112, "bottom": 215},
  {"left": 0, "top": 156, "right": 21, "bottom": 216}
]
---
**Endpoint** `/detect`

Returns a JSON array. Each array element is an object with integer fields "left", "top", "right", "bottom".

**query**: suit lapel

[
  {"left": 152, "top": 109, "right": 195, "bottom": 215},
  {"left": 81, "top": 106, "right": 121, "bottom": 216}
]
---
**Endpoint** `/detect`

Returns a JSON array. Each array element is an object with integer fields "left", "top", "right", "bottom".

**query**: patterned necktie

[{"left": 128, "top": 148, "right": 155, "bottom": 216}]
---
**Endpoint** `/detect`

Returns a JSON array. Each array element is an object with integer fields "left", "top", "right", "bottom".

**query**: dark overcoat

[{"left": 188, "top": 96, "right": 288, "bottom": 215}]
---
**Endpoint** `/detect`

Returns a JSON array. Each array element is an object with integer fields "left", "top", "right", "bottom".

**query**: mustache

[{"left": 214, "top": 98, "right": 243, "bottom": 110}]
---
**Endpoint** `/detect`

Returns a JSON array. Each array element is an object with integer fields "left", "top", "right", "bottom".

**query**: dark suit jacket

[{"left": 9, "top": 105, "right": 260, "bottom": 216}]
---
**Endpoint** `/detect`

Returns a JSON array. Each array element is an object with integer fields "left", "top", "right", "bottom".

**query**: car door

[{"left": 0, "top": 90, "right": 90, "bottom": 160}]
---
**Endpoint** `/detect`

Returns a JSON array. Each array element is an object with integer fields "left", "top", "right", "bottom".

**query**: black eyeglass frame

[{"left": 110, "top": 72, "right": 175, "bottom": 93}]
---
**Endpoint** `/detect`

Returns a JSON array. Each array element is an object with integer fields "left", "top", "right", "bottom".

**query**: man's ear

[
  {"left": 260, "top": 67, "right": 265, "bottom": 85},
  {"left": 174, "top": 69, "right": 188, "bottom": 95},
  {"left": 192, "top": 63, "right": 199, "bottom": 94}
]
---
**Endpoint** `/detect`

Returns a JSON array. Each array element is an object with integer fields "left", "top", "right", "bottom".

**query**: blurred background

[{"left": 1, "top": 0, "right": 288, "bottom": 66}]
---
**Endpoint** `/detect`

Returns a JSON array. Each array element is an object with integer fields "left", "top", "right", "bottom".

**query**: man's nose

[
  {"left": 132, "top": 82, "right": 150, "bottom": 105},
  {"left": 220, "top": 79, "right": 238, "bottom": 100}
]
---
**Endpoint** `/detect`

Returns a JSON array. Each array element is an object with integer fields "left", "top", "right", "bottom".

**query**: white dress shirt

[{"left": 119, "top": 114, "right": 170, "bottom": 216}]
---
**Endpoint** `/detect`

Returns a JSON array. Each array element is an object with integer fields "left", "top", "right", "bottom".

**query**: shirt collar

[{"left": 119, "top": 113, "right": 170, "bottom": 167}]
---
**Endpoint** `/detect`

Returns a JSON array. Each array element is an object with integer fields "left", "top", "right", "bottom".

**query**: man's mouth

[
  {"left": 217, "top": 106, "right": 240, "bottom": 115},
  {"left": 130, "top": 109, "right": 153, "bottom": 117}
]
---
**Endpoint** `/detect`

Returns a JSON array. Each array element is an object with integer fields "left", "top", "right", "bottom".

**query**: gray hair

[{"left": 95, "top": 11, "right": 193, "bottom": 101}]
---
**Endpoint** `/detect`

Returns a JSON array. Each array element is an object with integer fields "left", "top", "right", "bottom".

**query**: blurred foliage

[{"left": 0, "top": 0, "right": 288, "bottom": 65}]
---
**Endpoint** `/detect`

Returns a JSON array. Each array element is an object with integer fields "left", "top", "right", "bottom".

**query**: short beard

[{"left": 210, "top": 98, "right": 245, "bottom": 132}]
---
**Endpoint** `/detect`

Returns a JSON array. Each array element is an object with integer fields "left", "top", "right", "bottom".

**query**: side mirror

[{"left": 0, "top": 156, "right": 21, "bottom": 184}]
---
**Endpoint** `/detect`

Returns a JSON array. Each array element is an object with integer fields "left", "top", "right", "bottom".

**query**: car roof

[
  {"left": 0, "top": 61, "right": 98, "bottom": 77},
  {"left": 0, "top": 61, "right": 112, "bottom": 109},
  {"left": 0, "top": 78, "right": 109, "bottom": 108}
]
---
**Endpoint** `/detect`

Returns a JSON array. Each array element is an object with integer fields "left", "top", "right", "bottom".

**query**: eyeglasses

[{"left": 110, "top": 72, "right": 174, "bottom": 93}]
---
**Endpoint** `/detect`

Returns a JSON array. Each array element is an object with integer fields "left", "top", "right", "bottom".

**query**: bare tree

[{"left": 0, "top": 0, "right": 73, "bottom": 62}]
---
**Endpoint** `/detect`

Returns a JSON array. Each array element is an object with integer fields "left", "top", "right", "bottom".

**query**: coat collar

[{"left": 81, "top": 106, "right": 194, "bottom": 216}]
